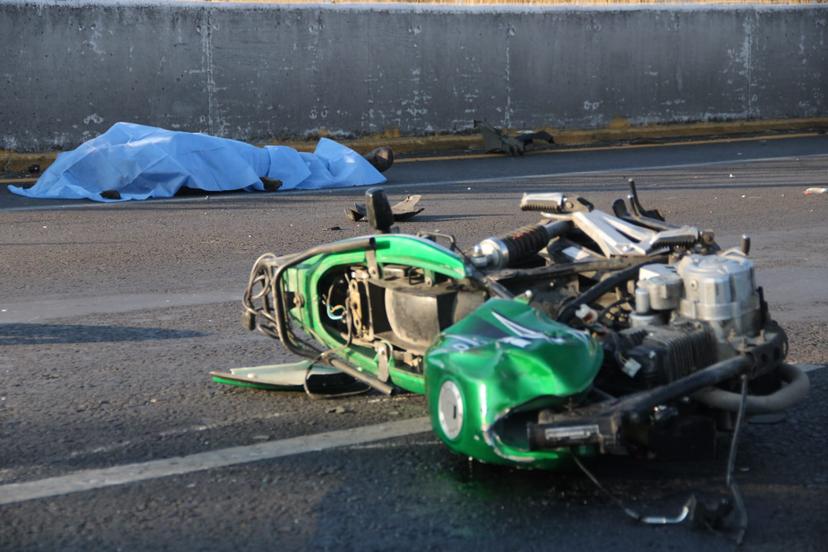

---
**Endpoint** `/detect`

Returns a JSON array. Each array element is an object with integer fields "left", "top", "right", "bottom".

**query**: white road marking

[
  {"left": 346, "top": 440, "right": 441, "bottom": 450},
  {"left": 0, "top": 417, "right": 431, "bottom": 506},
  {"left": 0, "top": 363, "right": 822, "bottom": 505}
]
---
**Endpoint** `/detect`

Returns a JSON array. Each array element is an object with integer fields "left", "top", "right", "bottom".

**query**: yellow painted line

[
  {"left": 396, "top": 132, "right": 823, "bottom": 164},
  {"left": 396, "top": 152, "right": 499, "bottom": 163},
  {"left": 0, "top": 177, "right": 37, "bottom": 184}
]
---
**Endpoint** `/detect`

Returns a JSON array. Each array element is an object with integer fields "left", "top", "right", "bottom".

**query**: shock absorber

[{"left": 472, "top": 220, "right": 571, "bottom": 269}]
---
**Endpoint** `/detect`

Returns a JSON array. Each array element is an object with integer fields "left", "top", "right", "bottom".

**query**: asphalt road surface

[{"left": 1, "top": 135, "right": 827, "bottom": 551}]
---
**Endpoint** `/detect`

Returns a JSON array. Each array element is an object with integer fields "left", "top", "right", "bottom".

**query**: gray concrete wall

[{"left": 1, "top": 1, "right": 826, "bottom": 151}]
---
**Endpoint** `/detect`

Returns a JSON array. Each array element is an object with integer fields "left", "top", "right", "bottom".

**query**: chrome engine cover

[{"left": 676, "top": 252, "right": 760, "bottom": 338}]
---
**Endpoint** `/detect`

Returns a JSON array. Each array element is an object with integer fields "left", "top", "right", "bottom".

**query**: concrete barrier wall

[{"left": 2, "top": 1, "right": 826, "bottom": 151}]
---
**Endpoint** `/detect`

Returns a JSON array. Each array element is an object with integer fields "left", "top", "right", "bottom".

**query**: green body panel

[
  {"left": 211, "top": 375, "right": 280, "bottom": 391},
  {"left": 424, "top": 298, "right": 603, "bottom": 468},
  {"left": 285, "top": 234, "right": 468, "bottom": 393},
  {"left": 278, "top": 234, "right": 603, "bottom": 468}
]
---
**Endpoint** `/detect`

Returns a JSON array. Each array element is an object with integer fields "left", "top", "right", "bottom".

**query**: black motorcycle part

[
  {"left": 365, "top": 187, "right": 394, "bottom": 233},
  {"left": 648, "top": 415, "right": 717, "bottom": 460},
  {"left": 623, "top": 325, "right": 718, "bottom": 388},
  {"left": 556, "top": 260, "right": 660, "bottom": 323},
  {"left": 528, "top": 355, "right": 752, "bottom": 452},
  {"left": 500, "top": 223, "right": 551, "bottom": 263},
  {"left": 628, "top": 178, "right": 665, "bottom": 221}
]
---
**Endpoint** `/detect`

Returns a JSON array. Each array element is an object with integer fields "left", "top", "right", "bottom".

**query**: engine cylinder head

[{"left": 676, "top": 253, "right": 760, "bottom": 337}]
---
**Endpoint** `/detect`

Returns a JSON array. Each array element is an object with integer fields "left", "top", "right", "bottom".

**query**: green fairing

[
  {"left": 279, "top": 234, "right": 602, "bottom": 467},
  {"left": 284, "top": 234, "right": 468, "bottom": 394},
  {"left": 424, "top": 298, "right": 603, "bottom": 468}
]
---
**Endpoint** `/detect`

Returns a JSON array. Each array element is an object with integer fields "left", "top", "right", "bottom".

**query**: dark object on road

[
  {"left": 476, "top": 120, "right": 555, "bottom": 156},
  {"left": 345, "top": 193, "right": 424, "bottom": 222},
  {"left": 260, "top": 177, "right": 283, "bottom": 192},
  {"left": 27, "top": 163, "right": 40, "bottom": 174},
  {"left": 364, "top": 146, "right": 395, "bottom": 173},
  {"left": 224, "top": 182, "right": 809, "bottom": 542},
  {"left": 100, "top": 189, "right": 121, "bottom": 200}
]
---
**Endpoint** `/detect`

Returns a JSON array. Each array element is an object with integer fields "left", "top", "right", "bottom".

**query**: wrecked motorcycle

[
  {"left": 226, "top": 184, "right": 808, "bottom": 467},
  {"left": 227, "top": 184, "right": 809, "bottom": 463},
  {"left": 216, "top": 184, "right": 808, "bottom": 535}
]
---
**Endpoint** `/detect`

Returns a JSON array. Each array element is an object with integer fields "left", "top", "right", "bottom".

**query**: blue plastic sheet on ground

[{"left": 9, "top": 122, "right": 386, "bottom": 202}]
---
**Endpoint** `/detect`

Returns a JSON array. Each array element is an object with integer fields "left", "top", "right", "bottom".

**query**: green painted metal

[
  {"left": 424, "top": 298, "right": 603, "bottom": 468},
  {"left": 285, "top": 234, "right": 468, "bottom": 392},
  {"left": 210, "top": 374, "right": 283, "bottom": 392},
  {"left": 266, "top": 233, "right": 604, "bottom": 467}
]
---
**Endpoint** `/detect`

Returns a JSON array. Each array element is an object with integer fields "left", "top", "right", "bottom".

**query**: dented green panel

[{"left": 424, "top": 298, "right": 603, "bottom": 468}]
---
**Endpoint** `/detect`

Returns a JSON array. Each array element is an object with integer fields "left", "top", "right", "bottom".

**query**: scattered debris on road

[
  {"left": 475, "top": 120, "right": 554, "bottom": 156},
  {"left": 345, "top": 193, "right": 424, "bottom": 222}
]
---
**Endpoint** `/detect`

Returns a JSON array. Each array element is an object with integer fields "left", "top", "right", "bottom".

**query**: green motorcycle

[{"left": 218, "top": 185, "right": 808, "bottom": 474}]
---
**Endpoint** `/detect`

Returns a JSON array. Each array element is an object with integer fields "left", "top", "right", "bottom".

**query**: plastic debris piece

[
  {"left": 346, "top": 194, "right": 424, "bottom": 222},
  {"left": 211, "top": 361, "right": 334, "bottom": 390},
  {"left": 803, "top": 187, "right": 827, "bottom": 195}
]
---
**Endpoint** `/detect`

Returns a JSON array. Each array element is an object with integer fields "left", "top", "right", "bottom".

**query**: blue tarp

[{"left": 9, "top": 122, "right": 386, "bottom": 202}]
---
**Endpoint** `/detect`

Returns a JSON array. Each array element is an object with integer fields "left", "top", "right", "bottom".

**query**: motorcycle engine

[{"left": 614, "top": 251, "right": 765, "bottom": 389}]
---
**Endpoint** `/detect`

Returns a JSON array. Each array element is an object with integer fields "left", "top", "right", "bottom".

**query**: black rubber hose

[
  {"left": 491, "top": 256, "right": 663, "bottom": 283},
  {"left": 692, "top": 363, "right": 809, "bottom": 414},
  {"left": 555, "top": 260, "right": 658, "bottom": 323}
]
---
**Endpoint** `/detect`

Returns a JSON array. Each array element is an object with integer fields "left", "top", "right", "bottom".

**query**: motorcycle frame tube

[{"left": 274, "top": 234, "right": 472, "bottom": 394}]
